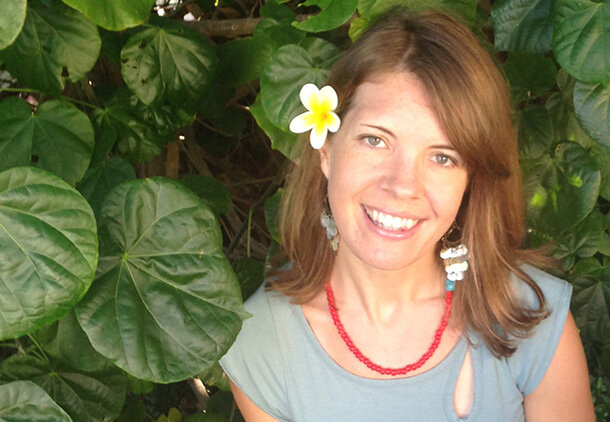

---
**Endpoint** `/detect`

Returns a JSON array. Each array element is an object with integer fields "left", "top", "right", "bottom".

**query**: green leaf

[
  {"left": 121, "top": 24, "right": 218, "bottom": 110},
  {"left": 298, "top": 37, "right": 343, "bottom": 69},
  {"left": 260, "top": 0, "right": 295, "bottom": 23},
  {"left": 553, "top": 0, "right": 610, "bottom": 83},
  {"left": 0, "top": 0, "right": 27, "bottom": 50},
  {"left": 250, "top": 93, "right": 299, "bottom": 160},
  {"left": 0, "top": 97, "right": 95, "bottom": 187},
  {"left": 590, "top": 142, "right": 610, "bottom": 201},
  {"left": 264, "top": 188, "right": 283, "bottom": 244},
  {"left": 180, "top": 175, "right": 232, "bottom": 215},
  {"left": 61, "top": 0, "right": 156, "bottom": 31},
  {"left": 32, "top": 100, "right": 95, "bottom": 185},
  {"left": 0, "top": 0, "right": 100, "bottom": 95},
  {"left": 517, "top": 104, "right": 554, "bottom": 158},
  {"left": 78, "top": 158, "right": 136, "bottom": 219},
  {"left": 206, "top": 390, "right": 242, "bottom": 421},
  {"left": 76, "top": 178, "right": 248, "bottom": 383},
  {"left": 36, "top": 310, "right": 109, "bottom": 372},
  {"left": 0, "top": 97, "right": 33, "bottom": 173},
  {"left": 0, "top": 97, "right": 95, "bottom": 184},
  {"left": 0, "top": 166, "right": 98, "bottom": 340},
  {"left": 504, "top": 52, "right": 557, "bottom": 102},
  {"left": 573, "top": 80, "right": 610, "bottom": 148},
  {"left": 0, "top": 381, "right": 71, "bottom": 422},
  {"left": 198, "top": 362, "right": 230, "bottom": 392},
  {"left": 0, "top": 354, "right": 126, "bottom": 422},
  {"left": 232, "top": 257, "right": 265, "bottom": 301},
  {"left": 125, "top": 374, "right": 155, "bottom": 395},
  {"left": 571, "top": 258, "right": 610, "bottom": 347},
  {"left": 216, "top": 34, "right": 273, "bottom": 86},
  {"left": 550, "top": 210, "right": 604, "bottom": 270},
  {"left": 254, "top": 19, "right": 306, "bottom": 52},
  {"left": 293, "top": 0, "right": 359, "bottom": 33},
  {"left": 491, "top": 0, "right": 553, "bottom": 53},
  {"left": 117, "top": 399, "right": 149, "bottom": 422},
  {"left": 348, "top": 16, "right": 369, "bottom": 41},
  {"left": 260, "top": 44, "right": 332, "bottom": 129},
  {"left": 96, "top": 106, "right": 164, "bottom": 164},
  {"left": 523, "top": 142, "right": 601, "bottom": 236},
  {"left": 185, "top": 413, "right": 230, "bottom": 422}
]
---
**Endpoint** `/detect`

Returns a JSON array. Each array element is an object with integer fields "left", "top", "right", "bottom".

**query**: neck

[{"left": 328, "top": 251, "right": 446, "bottom": 327}]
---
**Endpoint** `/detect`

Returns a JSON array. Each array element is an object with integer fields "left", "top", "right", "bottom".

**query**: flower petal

[
  {"left": 310, "top": 123, "right": 328, "bottom": 149},
  {"left": 289, "top": 112, "right": 315, "bottom": 133},
  {"left": 299, "top": 84, "right": 320, "bottom": 111},
  {"left": 326, "top": 112, "right": 341, "bottom": 133},
  {"left": 319, "top": 85, "right": 338, "bottom": 110}
]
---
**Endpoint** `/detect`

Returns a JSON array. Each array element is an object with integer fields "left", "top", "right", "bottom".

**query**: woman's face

[{"left": 320, "top": 73, "right": 468, "bottom": 273}]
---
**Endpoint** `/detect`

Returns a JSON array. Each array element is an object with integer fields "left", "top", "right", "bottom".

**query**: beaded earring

[
  {"left": 440, "top": 221, "right": 469, "bottom": 291},
  {"left": 320, "top": 199, "right": 339, "bottom": 251}
]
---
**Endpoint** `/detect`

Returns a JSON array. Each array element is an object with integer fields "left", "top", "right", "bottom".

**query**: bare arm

[
  {"left": 523, "top": 312, "right": 595, "bottom": 421},
  {"left": 230, "top": 380, "right": 279, "bottom": 422}
]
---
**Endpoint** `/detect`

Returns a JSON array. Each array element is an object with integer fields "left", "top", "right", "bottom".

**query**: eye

[
  {"left": 363, "top": 135, "right": 386, "bottom": 148},
  {"left": 433, "top": 153, "right": 456, "bottom": 167}
]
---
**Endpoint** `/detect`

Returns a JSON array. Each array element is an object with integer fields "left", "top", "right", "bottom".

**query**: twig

[{"left": 225, "top": 161, "right": 288, "bottom": 256}]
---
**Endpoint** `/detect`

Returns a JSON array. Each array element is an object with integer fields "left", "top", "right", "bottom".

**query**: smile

[{"left": 363, "top": 205, "right": 419, "bottom": 231}]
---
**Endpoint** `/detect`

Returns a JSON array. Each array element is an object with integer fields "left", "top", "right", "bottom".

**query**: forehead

[{"left": 343, "top": 72, "right": 444, "bottom": 134}]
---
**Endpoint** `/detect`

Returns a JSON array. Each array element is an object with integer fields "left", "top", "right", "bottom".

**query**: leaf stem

[{"left": 27, "top": 333, "right": 54, "bottom": 370}]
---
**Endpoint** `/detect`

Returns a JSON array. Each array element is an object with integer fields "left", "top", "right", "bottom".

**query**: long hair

[{"left": 271, "top": 9, "right": 549, "bottom": 357}]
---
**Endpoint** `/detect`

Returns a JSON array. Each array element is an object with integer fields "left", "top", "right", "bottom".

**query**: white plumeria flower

[{"left": 289, "top": 83, "right": 341, "bottom": 149}]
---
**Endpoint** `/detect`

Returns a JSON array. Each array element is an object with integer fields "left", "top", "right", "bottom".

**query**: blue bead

[{"left": 445, "top": 279, "right": 455, "bottom": 291}]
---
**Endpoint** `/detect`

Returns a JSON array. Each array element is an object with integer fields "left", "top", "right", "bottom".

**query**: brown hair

[{"left": 270, "top": 9, "right": 549, "bottom": 357}]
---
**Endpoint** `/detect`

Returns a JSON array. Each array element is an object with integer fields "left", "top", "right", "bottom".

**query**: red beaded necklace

[{"left": 324, "top": 282, "right": 453, "bottom": 376}]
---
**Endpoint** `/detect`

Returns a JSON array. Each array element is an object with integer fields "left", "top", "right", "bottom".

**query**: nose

[{"left": 380, "top": 152, "right": 425, "bottom": 199}]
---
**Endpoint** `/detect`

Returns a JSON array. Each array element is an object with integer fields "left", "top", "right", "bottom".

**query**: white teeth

[{"left": 364, "top": 206, "right": 419, "bottom": 231}]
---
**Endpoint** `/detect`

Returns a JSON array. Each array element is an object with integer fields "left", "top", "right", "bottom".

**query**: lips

[{"left": 363, "top": 205, "right": 419, "bottom": 231}]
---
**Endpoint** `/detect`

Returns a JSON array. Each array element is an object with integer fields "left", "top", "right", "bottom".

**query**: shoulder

[
  {"left": 219, "top": 284, "right": 294, "bottom": 420},
  {"left": 511, "top": 264, "right": 573, "bottom": 311},
  {"left": 505, "top": 264, "right": 573, "bottom": 395}
]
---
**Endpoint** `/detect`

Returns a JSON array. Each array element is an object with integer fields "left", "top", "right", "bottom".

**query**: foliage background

[{"left": 0, "top": 0, "right": 609, "bottom": 420}]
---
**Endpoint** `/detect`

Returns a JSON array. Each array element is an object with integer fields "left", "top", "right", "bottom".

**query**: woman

[{"left": 220, "top": 9, "right": 594, "bottom": 421}]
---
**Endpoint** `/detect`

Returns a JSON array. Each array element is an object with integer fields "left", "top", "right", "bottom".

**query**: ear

[{"left": 319, "top": 143, "right": 331, "bottom": 180}]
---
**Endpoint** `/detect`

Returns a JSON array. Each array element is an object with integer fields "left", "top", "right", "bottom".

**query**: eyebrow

[{"left": 361, "top": 124, "right": 456, "bottom": 150}]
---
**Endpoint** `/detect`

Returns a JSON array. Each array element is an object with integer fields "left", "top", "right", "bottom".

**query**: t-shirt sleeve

[
  {"left": 219, "top": 285, "right": 291, "bottom": 421},
  {"left": 507, "top": 265, "right": 573, "bottom": 396}
]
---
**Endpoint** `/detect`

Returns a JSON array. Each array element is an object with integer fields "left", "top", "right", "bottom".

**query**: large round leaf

[
  {"left": 523, "top": 142, "right": 601, "bottom": 236},
  {"left": 76, "top": 178, "right": 248, "bottom": 383},
  {"left": 573, "top": 80, "right": 610, "bottom": 148},
  {"left": 0, "top": 166, "right": 98, "bottom": 340},
  {"left": 61, "top": 0, "right": 156, "bottom": 31},
  {"left": 32, "top": 100, "right": 95, "bottom": 185},
  {"left": 0, "top": 0, "right": 27, "bottom": 50},
  {"left": 492, "top": 0, "right": 553, "bottom": 54},
  {"left": 0, "top": 98, "right": 95, "bottom": 185},
  {"left": 0, "top": 0, "right": 100, "bottom": 96},
  {"left": 121, "top": 24, "right": 218, "bottom": 110},
  {"left": 217, "top": 33, "right": 273, "bottom": 86},
  {"left": 571, "top": 258, "right": 610, "bottom": 346},
  {"left": 250, "top": 93, "right": 298, "bottom": 160},
  {"left": 504, "top": 52, "right": 557, "bottom": 102},
  {"left": 292, "top": 0, "right": 359, "bottom": 33},
  {"left": 36, "top": 309, "right": 109, "bottom": 372},
  {"left": 260, "top": 44, "right": 334, "bottom": 129},
  {"left": 553, "top": 0, "right": 610, "bottom": 83},
  {"left": 0, "top": 97, "right": 33, "bottom": 173},
  {"left": 78, "top": 157, "right": 136, "bottom": 219},
  {"left": 0, "top": 354, "right": 125, "bottom": 422},
  {"left": 0, "top": 381, "right": 71, "bottom": 422}
]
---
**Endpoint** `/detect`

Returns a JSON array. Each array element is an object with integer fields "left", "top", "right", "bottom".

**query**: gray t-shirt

[{"left": 220, "top": 265, "right": 572, "bottom": 421}]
